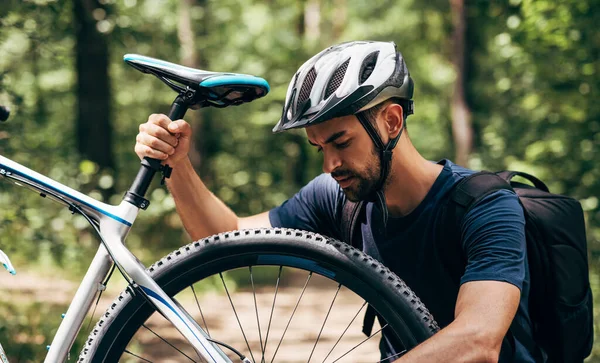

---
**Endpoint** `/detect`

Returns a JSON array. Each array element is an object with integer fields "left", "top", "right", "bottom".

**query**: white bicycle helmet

[
  {"left": 273, "top": 40, "right": 413, "bottom": 132},
  {"left": 273, "top": 41, "right": 416, "bottom": 224}
]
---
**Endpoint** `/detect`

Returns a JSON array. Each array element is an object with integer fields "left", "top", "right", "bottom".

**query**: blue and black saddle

[{"left": 124, "top": 54, "right": 270, "bottom": 108}]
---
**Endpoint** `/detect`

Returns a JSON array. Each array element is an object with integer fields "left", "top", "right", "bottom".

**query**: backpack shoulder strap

[
  {"left": 341, "top": 199, "right": 365, "bottom": 248},
  {"left": 440, "top": 171, "right": 513, "bottom": 282},
  {"left": 449, "top": 171, "right": 513, "bottom": 212},
  {"left": 341, "top": 199, "right": 381, "bottom": 337}
]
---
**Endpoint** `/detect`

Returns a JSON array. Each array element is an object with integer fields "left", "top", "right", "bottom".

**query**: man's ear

[{"left": 383, "top": 103, "right": 404, "bottom": 138}]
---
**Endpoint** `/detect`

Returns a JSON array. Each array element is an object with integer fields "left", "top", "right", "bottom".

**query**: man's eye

[{"left": 335, "top": 141, "right": 351, "bottom": 149}]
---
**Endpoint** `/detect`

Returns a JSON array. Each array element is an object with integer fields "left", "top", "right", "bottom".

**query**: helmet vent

[
  {"left": 324, "top": 59, "right": 350, "bottom": 99},
  {"left": 291, "top": 72, "right": 299, "bottom": 91},
  {"left": 359, "top": 51, "right": 379, "bottom": 85},
  {"left": 297, "top": 67, "right": 317, "bottom": 113}
]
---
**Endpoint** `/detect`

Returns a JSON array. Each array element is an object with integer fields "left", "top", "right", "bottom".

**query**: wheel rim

[
  {"left": 84, "top": 230, "right": 437, "bottom": 363},
  {"left": 116, "top": 264, "right": 412, "bottom": 363}
]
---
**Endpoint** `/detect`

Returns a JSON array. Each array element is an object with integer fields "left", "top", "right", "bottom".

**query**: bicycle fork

[
  {"left": 45, "top": 204, "right": 234, "bottom": 363},
  {"left": 98, "top": 217, "right": 233, "bottom": 363}
]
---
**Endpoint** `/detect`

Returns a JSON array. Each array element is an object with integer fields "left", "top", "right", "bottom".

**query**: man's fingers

[
  {"left": 136, "top": 116, "right": 191, "bottom": 163},
  {"left": 168, "top": 120, "right": 191, "bottom": 136},
  {"left": 148, "top": 113, "right": 172, "bottom": 128},
  {"left": 141, "top": 123, "right": 179, "bottom": 147},
  {"left": 134, "top": 144, "right": 169, "bottom": 160},
  {"left": 137, "top": 133, "right": 176, "bottom": 155}
]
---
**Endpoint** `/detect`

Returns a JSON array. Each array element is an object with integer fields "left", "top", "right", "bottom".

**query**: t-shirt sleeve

[
  {"left": 268, "top": 173, "right": 344, "bottom": 239},
  {"left": 460, "top": 189, "right": 526, "bottom": 290}
]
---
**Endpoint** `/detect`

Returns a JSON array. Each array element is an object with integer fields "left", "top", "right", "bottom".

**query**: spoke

[
  {"left": 378, "top": 348, "right": 408, "bottom": 362},
  {"left": 191, "top": 284, "right": 211, "bottom": 337},
  {"left": 124, "top": 349, "right": 154, "bottom": 362},
  {"left": 250, "top": 266, "right": 265, "bottom": 359},
  {"left": 270, "top": 271, "right": 313, "bottom": 363},
  {"left": 84, "top": 288, "right": 104, "bottom": 340},
  {"left": 330, "top": 324, "right": 388, "bottom": 363},
  {"left": 84, "top": 302, "right": 100, "bottom": 337},
  {"left": 220, "top": 272, "right": 257, "bottom": 363},
  {"left": 321, "top": 301, "right": 367, "bottom": 363},
  {"left": 142, "top": 323, "right": 197, "bottom": 362},
  {"left": 261, "top": 266, "right": 283, "bottom": 363},
  {"left": 307, "top": 283, "right": 341, "bottom": 363}
]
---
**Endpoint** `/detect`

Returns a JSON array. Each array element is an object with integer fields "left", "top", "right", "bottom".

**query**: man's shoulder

[
  {"left": 439, "top": 159, "right": 477, "bottom": 181},
  {"left": 441, "top": 160, "right": 519, "bottom": 200},
  {"left": 301, "top": 173, "right": 346, "bottom": 204},
  {"left": 438, "top": 160, "right": 522, "bottom": 221},
  {"left": 310, "top": 173, "right": 342, "bottom": 189},
  {"left": 269, "top": 173, "right": 344, "bottom": 237}
]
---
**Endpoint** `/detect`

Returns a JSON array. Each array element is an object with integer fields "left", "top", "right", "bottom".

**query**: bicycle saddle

[{"left": 124, "top": 54, "right": 270, "bottom": 108}]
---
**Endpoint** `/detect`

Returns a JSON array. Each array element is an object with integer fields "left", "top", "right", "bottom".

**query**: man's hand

[{"left": 135, "top": 114, "right": 192, "bottom": 166}]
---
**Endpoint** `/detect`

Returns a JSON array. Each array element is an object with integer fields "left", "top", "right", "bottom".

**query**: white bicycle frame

[{"left": 0, "top": 154, "right": 235, "bottom": 363}]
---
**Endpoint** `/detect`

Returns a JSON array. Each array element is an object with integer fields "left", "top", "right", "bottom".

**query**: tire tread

[{"left": 78, "top": 228, "right": 438, "bottom": 362}]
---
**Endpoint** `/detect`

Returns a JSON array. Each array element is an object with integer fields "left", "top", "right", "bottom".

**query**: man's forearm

[
  {"left": 393, "top": 320, "right": 499, "bottom": 363},
  {"left": 167, "top": 158, "right": 239, "bottom": 240}
]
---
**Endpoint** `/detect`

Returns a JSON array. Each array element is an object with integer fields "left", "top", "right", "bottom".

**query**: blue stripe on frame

[
  {"left": 139, "top": 286, "right": 217, "bottom": 362},
  {"left": 0, "top": 164, "right": 132, "bottom": 227}
]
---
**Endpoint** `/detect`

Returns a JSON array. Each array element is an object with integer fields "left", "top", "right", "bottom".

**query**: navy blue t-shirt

[{"left": 269, "top": 159, "right": 536, "bottom": 362}]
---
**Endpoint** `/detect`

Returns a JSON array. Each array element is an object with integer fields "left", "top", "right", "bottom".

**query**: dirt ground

[{"left": 0, "top": 270, "right": 385, "bottom": 362}]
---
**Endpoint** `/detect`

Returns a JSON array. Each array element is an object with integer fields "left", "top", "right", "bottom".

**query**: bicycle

[{"left": 0, "top": 54, "right": 438, "bottom": 362}]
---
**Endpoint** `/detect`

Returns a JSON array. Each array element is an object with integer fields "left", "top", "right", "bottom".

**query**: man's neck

[{"left": 383, "top": 143, "right": 444, "bottom": 218}]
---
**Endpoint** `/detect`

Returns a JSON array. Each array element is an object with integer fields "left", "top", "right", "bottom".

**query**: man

[{"left": 135, "top": 41, "right": 537, "bottom": 362}]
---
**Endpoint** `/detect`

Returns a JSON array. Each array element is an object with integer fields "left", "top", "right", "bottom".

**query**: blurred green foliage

[
  {"left": 0, "top": 300, "right": 86, "bottom": 360},
  {"left": 0, "top": 0, "right": 599, "bottom": 361}
]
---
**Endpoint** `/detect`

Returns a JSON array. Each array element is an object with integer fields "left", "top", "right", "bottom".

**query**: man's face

[{"left": 306, "top": 115, "right": 380, "bottom": 202}]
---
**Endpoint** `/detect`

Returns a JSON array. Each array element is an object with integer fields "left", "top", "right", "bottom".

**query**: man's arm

[
  {"left": 395, "top": 189, "right": 526, "bottom": 362},
  {"left": 394, "top": 280, "right": 520, "bottom": 363},
  {"left": 167, "top": 157, "right": 272, "bottom": 240},
  {"left": 135, "top": 114, "right": 271, "bottom": 240}
]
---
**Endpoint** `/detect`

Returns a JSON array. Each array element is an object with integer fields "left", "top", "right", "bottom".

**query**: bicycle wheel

[{"left": 78, "top": 228, "right": 439, "bottom": 362}]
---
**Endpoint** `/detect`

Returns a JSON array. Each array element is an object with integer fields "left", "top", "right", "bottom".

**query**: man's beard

[{"left": 332, "top": 148, "right": 381, "bottom": 202}]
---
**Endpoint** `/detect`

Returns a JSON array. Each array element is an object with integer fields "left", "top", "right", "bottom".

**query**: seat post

[{"left": 123, "top": 94, "right": 191, "bottom": 209}]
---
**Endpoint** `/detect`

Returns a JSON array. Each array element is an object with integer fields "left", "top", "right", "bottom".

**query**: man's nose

[{"left": 322, "top": 151, "right": 342, "bottom": 174}]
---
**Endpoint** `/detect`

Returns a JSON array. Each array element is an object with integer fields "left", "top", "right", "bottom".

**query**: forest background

[{"left": 0, "top": 0, "right": 599, "bottom": 360}]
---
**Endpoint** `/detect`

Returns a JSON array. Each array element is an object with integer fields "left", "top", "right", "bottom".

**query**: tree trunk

[
  {"left": 73, "top": 0, "right": 114, "bottom": 171},
  {"left": 331, "top": 0, "right": 346, "bottom": 40},
  {"left": 290, "top": 0, "right": 322, "bottom": 186},
  {"left": 31, "top": 41, "right": 47, "bottom": 127},
  {"left": 304, "top": 0, "right": 321, "bottom": 45},
  {"left": 178, "top": 0, "right": 212, "bottom": 182},
  {"left": 297, "top": 1, "right": 305, "bottom": 37},
  {"left": 450, "top": 0, "right": 473, "bottom": 167}
]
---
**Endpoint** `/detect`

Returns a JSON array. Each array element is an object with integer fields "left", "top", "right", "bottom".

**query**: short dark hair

[{"left": 359, "top": 97, "right": 411, "bottom": 127}]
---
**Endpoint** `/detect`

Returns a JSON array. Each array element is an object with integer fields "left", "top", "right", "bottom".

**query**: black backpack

[{"left": 341, "top": 170, "right": 593, "bottom": 362}]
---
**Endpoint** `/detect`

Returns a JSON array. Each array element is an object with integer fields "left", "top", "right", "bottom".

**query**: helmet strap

[{"left": 356, "top": 111, "right": 405, "bottom": 228}]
